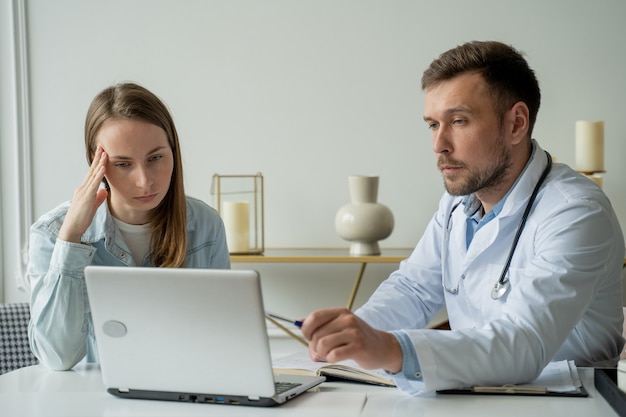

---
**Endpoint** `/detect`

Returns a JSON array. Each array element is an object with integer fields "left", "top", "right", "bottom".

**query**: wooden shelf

[
  {"left": 230, "top": 247, "right": 412, "bottom": 310},
  {"left": 231, "top": 247, "right": 411, "bottom": 264}
]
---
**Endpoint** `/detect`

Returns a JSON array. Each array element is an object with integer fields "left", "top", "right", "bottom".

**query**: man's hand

[{"left": 300, "top": 307, "right": 403, "bottom": 373}]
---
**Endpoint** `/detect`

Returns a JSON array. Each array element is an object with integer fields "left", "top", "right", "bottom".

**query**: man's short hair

[{"left": 422, "top": 41, "right": 541, "bottom": 136}]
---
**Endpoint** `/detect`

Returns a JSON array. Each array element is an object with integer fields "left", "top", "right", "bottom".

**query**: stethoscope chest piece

[{"left": 491, "top": 280, "right": 510, "bottom": 300}]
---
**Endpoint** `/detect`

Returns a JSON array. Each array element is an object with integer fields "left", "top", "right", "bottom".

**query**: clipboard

[
  {"left": 437, "top": 383, "right": 588, "bottom": 397},
  {"left": 437, "top": 360, "right": 588, "bottom": 397}
]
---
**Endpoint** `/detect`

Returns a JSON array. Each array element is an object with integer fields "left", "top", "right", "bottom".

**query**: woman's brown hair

[{"left": 84, "top": 82, "right": 187, "bottom": 267}]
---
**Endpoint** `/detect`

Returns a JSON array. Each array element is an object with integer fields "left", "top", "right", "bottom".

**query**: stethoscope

[{"left": 442, "top": 151, "right": 552, "bottom": 300}]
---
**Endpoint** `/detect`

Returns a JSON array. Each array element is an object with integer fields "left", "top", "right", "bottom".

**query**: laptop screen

[{"left": 85, "top": 267, "right": 278, "bottom": 397}]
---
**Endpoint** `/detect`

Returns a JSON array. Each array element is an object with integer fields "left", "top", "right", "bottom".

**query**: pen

[
  {"left": 264, "top": 314, "right": 308, "bottom": 348},
  {"left": 265, "top": 312, "right": 304, "bottom": 328}
]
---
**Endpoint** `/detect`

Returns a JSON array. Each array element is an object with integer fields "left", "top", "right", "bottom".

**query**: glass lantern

[{"left": 210, "top": 173, "right": 264, "bottom": 255}]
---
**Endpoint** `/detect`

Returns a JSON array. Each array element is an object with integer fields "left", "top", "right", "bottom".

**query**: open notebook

[
  {"left": 84, "top": 266, "right": 325, "bottom": 407},
  {"left": 273, "top": 351, "right": 395, "bottom": 387}
]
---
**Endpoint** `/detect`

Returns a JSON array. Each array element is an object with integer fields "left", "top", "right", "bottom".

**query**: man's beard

[{"left": 441, "top": 137, "right": 512, "bottom": 196}]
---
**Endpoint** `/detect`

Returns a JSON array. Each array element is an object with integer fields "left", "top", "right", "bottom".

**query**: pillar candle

[
  {"left": 222, "top": 201, "right": 250, "bottom": 253},
  {"left": 575, "top": 120, "right": 604, "bottom": 173},
  {"left": 585, "top": 174, "right": 603, "bottom": 189}
]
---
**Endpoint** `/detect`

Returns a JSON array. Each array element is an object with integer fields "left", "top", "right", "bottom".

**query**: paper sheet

[{"left": 518, "top": 360, "right": 581, "bottom": 392}]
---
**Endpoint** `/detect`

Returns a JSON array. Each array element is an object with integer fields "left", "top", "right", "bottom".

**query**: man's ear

[{"left": 508, "top": 101, "right": 530, "bottom": 145}]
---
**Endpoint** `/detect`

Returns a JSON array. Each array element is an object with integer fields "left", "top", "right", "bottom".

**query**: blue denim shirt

[{"left": 27, "top": 196, "right": 231, "bottom": 370}]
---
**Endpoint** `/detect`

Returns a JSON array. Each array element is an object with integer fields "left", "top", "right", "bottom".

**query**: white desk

[{"left": 0, "top": 364, "right": 619, "bottom": 417}]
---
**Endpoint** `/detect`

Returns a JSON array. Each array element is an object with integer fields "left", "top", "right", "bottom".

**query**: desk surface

[
  {"left": 231, "top": 247, "right": 412, "bottom": 263},
  {"left": 0, "top": 364, "right": 618, "bottom": 417}
]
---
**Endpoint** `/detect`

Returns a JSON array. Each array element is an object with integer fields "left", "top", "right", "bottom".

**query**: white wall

[{"left": 3, "top": 1, "right": 626, "bottom": 316}]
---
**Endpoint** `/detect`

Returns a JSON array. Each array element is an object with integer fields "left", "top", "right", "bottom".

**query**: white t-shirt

[{"left": 112, "top": 217, "right": 150, "bottom": 265}]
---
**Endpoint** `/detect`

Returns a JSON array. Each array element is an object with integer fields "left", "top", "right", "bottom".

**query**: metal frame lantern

[{"left": 210, "top": 173, "right": 264, "bottom": 255}]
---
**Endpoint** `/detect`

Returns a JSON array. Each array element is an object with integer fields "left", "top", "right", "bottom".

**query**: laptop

[{"left": 84, "top": 266, "right": 325, "bottom": 407}]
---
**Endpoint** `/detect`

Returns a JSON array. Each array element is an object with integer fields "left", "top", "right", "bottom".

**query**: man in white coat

[{"left": 300, "top": 40, "right": 625, "bottom": 395}]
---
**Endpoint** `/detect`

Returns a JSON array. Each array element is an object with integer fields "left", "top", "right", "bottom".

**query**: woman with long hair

[{"left": 28, "top": 82, "right": 230, "bottom": 370}]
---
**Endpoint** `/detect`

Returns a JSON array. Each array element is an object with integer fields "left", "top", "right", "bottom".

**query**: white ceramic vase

[{"left": 335, "top": 175, "right": 394, "bottom": 255}]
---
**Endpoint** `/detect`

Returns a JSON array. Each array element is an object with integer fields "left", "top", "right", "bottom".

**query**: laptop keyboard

[{"left": 275, "top": 381, "right": 301, "bottom": 394}]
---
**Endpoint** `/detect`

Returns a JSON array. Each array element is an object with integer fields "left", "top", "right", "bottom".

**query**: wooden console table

[{"left": 230, "top": 247, "right": 411, "bottom": 310}]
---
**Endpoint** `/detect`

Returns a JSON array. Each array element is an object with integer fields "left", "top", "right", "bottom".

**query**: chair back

[{"left": 0, "top": 302, "right": 39, "bottom": 374}]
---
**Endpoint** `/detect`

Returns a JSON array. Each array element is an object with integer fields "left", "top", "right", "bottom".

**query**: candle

[
  {"left": 585, "top": 174, "right": 603, "bottom": 189},
  {"left": 222, "top": 201, "right": 250, "bottom": 253},
  {"left": 575, "top": 120, "right": 604, "bottom": 173},
  {"left": 619, "top": 360, "right": 626, "bottom": 394}
]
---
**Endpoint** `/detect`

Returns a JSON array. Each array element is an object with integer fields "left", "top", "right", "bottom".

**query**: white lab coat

[{"left": 356, "top": 141, "right": 625, "bottom": 394}]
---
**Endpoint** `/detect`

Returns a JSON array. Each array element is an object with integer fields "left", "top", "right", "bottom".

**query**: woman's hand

[{"left": 58, "top": 146, "right": 109, "bottom": 243}]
